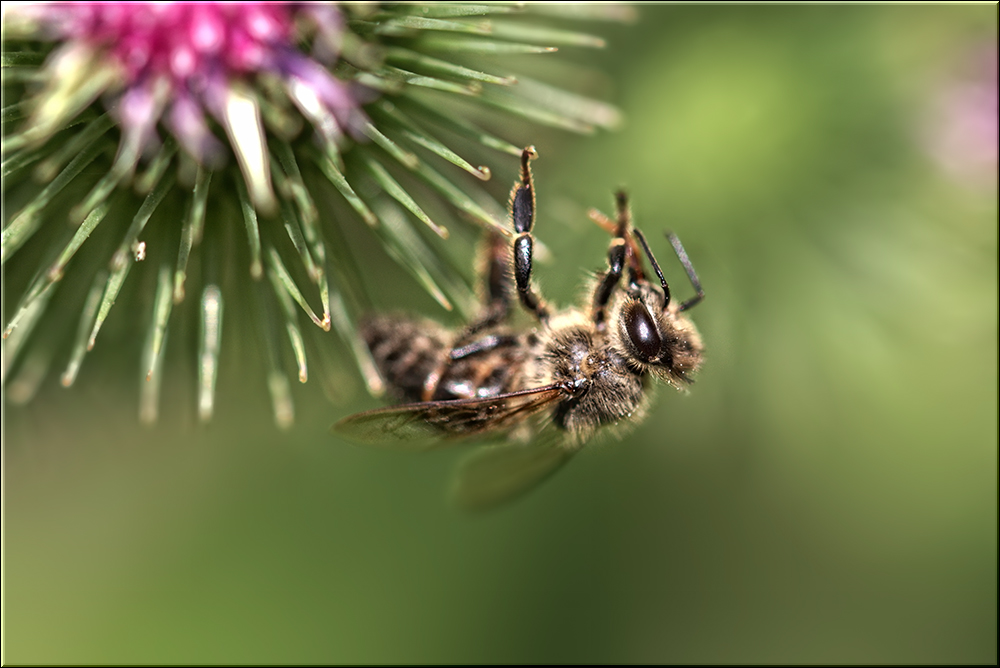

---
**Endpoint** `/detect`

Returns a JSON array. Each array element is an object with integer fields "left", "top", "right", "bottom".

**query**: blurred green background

[{"left": 5, "top": 5, "right": 997, "bottom": 663}]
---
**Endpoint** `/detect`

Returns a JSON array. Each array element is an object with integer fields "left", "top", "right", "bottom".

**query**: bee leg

[
  {"left": 431, "top": 228, "right": 519, "bottom": 401},
  {"left": 591, "top": 238, "right": 626, "bottom": 329},
  {"left": 665, "top": 232, "right": 705, "bottom": 311},
  {"left": 458, "top": 231, "right": 513, "bottom": 341},
  {"left": 484, "top": 230, "right": 511, "bottom": 310},
  {"left": 591, "top": 191, "right": 632, "bottom": 329},
  {"left": 511, "top": 146, "right": 549, "bottom": 323},
  {"left": 450, "top": 334, "right": 519, "bottom": 360}
]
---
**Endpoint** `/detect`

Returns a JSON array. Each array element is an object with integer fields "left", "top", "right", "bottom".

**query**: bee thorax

[{"left": 542, "top": 326, "right": 646, "bottom": 435}]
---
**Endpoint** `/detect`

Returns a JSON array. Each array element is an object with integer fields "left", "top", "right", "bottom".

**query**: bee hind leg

[
  {"left": 510, "top": 147, "right": 549, "bottom": 324},
  {"left": 460, "top": 146, "right": 549, "bottom": 338},
  {"left": 459, "top": 230, "right": 514, "bottom": 340}
]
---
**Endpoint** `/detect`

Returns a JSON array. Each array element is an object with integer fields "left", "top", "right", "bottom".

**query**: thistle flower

[{"left": 2, "top": 3, "right": 628, "bottom": 427}]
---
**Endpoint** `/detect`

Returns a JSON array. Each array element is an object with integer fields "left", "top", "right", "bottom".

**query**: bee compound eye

[{"left": 625, "top": 302, "right": 661, "bottom": 362}]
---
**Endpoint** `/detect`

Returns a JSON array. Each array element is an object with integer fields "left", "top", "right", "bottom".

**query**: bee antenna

[
  {"left": 665, "top": 231, "right": 705, "bottom": 311},
  {"left": 632, "top": 227, "right": 670, "bottom": 308}
]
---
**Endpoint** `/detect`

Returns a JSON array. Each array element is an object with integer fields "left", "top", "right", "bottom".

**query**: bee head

[{"left": 615, "top": 229, "right": 704, "bottom": 388}]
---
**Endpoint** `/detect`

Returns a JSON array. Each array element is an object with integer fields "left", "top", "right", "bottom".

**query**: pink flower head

[{"left": 16, "top": 2, "right": 365, "bottom": 212}]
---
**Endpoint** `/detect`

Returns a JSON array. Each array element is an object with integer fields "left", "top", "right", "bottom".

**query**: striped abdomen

[
  {"left": 362, "top": 314, "right": 451, "bottom": 404},
  {"left": 362, "top": 314, "right": 531, "bottom": 404}
]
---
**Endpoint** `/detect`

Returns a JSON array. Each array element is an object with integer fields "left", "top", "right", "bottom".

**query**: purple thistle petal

[
  {"left": 118, "top": 80, "right": 160, "bottom": 137},
  {"left": 242, "top": 5, "right": 289, "bottom": 44},
  {"left": 17, "top": 2, "right": 362, "bottom": 213},
  {"left": 188, "top": 5, "right": 226, "bottom": 55},
  {"left": 117, "top": 78, "right": 166, "bottom": 164},
  {"left": 168, "top": 94, "right": 224, "bottom": 168},
  {"left": 303, "top": 4, "right": 345, "bottom": 65},
  {"left": 280, "top": 52, "right": 368, "bottom": 132},
  {"left": 286, "top": 73, "right": 344, "bottom": 148}
]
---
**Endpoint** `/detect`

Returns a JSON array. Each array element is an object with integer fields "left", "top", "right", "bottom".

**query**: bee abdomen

[{"left": 362, "top": 315, "right": 451, "bottom": 403}]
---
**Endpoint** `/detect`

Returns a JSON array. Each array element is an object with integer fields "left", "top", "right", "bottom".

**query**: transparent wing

[
  {"left": 332, "top": 384, "right": 566, "bottom": 451},
  {"left": 450, "top": 430, "right": 577, "bottom": 511}
]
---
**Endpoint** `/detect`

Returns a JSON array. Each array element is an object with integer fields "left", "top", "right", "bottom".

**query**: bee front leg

[
  {"left": 511, "top": 146, "right": 549, "bottom": 324},
  {"left": 591, "top": 238, "right": 626, "bottom": 330},
  {"left": 590, "top": 191, "right": 632, "bottom": 329}
]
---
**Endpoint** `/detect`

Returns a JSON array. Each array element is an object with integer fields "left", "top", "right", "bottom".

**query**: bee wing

[
  {"left": 450, "top": 430, "right": 576, "bottom": 511},
  {"left": 332, "top": 384, "right": 566, "bottom": 451}
]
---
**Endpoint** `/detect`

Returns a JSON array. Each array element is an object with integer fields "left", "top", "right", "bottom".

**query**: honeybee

[{"left": 335, "top": 147, "right": 704, "bottom": 510}]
